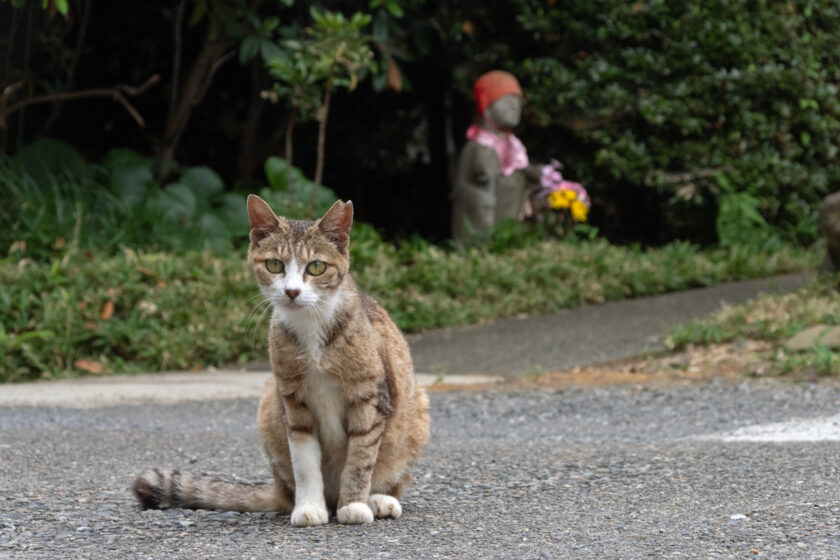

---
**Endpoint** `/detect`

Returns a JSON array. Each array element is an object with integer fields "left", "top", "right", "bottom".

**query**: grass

[
  {"left": 666, "top": 274, "right": 840, "bottom": 376},
  {"left": 0, "top": 238, "right": 819, "bottom": 383}
]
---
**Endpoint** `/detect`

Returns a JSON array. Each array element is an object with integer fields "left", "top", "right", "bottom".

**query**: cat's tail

[{"left": 132, "top": 468, "right": 292, "bottom": 513}]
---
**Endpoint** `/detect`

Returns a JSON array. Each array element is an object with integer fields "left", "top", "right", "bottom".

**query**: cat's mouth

[{"left": 284, "top": 299, "right": 307, "bottom": 310}]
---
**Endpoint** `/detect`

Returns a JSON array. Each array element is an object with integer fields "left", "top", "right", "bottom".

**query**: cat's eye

[
  {"left": 265, "top": 259, "right": 284, "bottom": 274},
  {"left": 306, "top": 261, "right": 327, "bottom": 276}
]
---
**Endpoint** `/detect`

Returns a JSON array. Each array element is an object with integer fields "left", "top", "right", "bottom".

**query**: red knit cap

[{"left": 474, "top": 71, "right": 522, "bottom": 115}]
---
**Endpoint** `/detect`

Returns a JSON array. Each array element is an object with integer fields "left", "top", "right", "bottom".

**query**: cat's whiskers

[
  {"left": 246, "top": 291, "right": 267, "bottom": 304},
  {"left": 247, "top": 297, "right": 274, "bottom": 346},
  {"left": 245, "top": 293, "right": 271, "bottom": 316},
  {"left": 244, "top": 294, "right": 272, "bottom": 323},
  {"left": 309, "top": 295, "right": 339, "bottom": 344}
]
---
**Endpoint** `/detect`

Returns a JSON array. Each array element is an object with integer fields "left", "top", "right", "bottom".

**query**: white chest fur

[
  {"left": 301, "top": 366, "right": 347, "bottom": 504},
  {"left": 274, "top": 307, "right": 347, "bottom": 452},
  {"left": 272, "top": 296, "right": 347, "bottom": 504},
  {"left": 302, "top": 367, "right": 347, "bottom": 450}
]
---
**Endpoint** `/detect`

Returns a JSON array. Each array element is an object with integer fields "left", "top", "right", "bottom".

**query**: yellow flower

[
  {"left": 571, "top": 200, "right": 589, "bottom": 222},
  {"left": 548, "top": 191, "right": 571, "bottom": 209},
  {"left": 563, "top": 189, "right": 577, "bottom": 200}
]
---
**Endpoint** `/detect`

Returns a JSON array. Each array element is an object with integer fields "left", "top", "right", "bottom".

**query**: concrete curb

[{"left": 0, "top": 370, "right": 503, "bottom": 408}]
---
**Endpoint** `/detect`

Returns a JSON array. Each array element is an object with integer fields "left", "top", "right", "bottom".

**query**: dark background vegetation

[{"left": 2, "top": 0, "right": 839, "bottom": 248}]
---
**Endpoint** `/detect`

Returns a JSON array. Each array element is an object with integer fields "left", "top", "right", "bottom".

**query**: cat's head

[{"left": 246, "top": 195, "right": 353, "bottom": 312}]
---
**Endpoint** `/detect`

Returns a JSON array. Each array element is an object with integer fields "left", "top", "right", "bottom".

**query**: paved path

[
  {"left": 408, "top": 272, "right": 811, "bottom": 376},
  {"left": 2, "top": 379, "right": 839, "bottom": 559}
]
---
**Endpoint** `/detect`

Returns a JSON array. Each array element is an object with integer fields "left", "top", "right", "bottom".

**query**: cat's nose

[{"left": 285, "top": 289, "right": 300, "bottom": 300}]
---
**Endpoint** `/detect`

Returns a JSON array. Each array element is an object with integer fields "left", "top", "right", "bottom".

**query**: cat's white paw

[
  {"left": 336, "top": 502, "right": 374, "bottom": 524},
  {"left": 290, "top": 502, "right": 329, "bottom": 527},
  {"left": 368, "top": 494, "right": 402, "bottom": 519}
]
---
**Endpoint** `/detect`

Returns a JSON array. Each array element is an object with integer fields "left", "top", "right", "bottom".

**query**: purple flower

[{"left": 540, "top": 164, "right": 563, "bottom": 189}]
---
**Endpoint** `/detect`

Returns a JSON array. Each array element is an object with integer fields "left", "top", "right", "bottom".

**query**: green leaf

[
  {"left": 372, "top": 11, "right": 389, "bottom": 42},
  {"left": 385, "top": 2, "right": 403, "bottom": 18},
  {"left": 178, "top": 166, "right": 224, "bottom": 200},
  {"left": 8, "top": 330, "right": 55, "bottom": 349},
  {"left": 262, "top": 17, "right": 280, "bottom": 32},
  {"left": 102, "top": 149, "right": 155, "bottom": 209},
  {"left": 239, "top": 35, "right": 261, "bottom": 64},
  {"left": 260, "top": 39, "right": 284, "bottom": 62},
  {"left": 262, "top": 157, "right": 338, "bottom": 216},
  {"left": 217, "top": 193, "right": 250, "bottom": 234},
  {"left": 13, "top": 139, "right": 86, "bottom": 186},
  {"left": 189, "top": 0, "right": 207, "bottom": 26},
  {"left": 264, "top": 156, "right": 293, "bottom": 190},
  {"left": 159, "top": 184, "right": 198, "bottom": 222},
  {"left": 197, "top": 213, "right": 232, "bottom": 252},
  {"left": 372, "top": 71, "right": 387, "bottom": 92},
  {"left": 716, "top": 192, "right": 768, "bottom": 247},
  {"left": 310, "top": 6, "right": 327, "bottom": 25},
  {"left": 54, "top": 0, "right": 68, "bottom": 15}
]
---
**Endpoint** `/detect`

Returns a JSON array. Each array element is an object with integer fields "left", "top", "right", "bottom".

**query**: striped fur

[
  {"left": 132, "top": 469, "right": 290, "bottom": 513},
  {"left": 132, "top": 198, "right": 430, "bottom": 525}
]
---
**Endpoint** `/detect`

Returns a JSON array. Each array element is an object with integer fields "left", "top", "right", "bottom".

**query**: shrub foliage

[
  {"left": 0, "top": 240, "right": 817, "bottom": 383},
  {"left": 507, "top": 0, "right": 840, "bottom": 244}
]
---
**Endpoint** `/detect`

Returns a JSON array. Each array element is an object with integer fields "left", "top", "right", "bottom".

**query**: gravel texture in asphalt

[{"left": 2, "top": 378, "right": 839, "bottom": 559}]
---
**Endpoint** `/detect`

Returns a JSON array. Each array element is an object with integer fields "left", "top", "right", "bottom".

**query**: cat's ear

[
  {"left": 317, "top": 200, "right": 354, "bottom": 253},
  {"left": 247, "top": 194, "right": 288, "bottom": 243}
]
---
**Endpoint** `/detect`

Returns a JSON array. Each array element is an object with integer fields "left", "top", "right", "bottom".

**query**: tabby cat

[{"left": 133, "top": 196, "right": 430, "bottom": 526}]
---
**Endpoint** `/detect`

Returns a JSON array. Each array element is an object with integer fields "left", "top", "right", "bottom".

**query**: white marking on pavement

[{"left": 700, "top": 413, "right": 840, "bottom": 442}]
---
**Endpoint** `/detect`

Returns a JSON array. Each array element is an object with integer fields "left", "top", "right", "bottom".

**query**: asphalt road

[{"left": 2, "top": 377, "right": 839, "bottom": 559}]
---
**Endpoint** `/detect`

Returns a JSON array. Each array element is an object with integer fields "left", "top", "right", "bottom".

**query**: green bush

[
  {"left": 473, "top": 0, "right": 840, "bottom": 244},
  {"left": 0, "top": 239, "right": 818, "bottom": 382}
]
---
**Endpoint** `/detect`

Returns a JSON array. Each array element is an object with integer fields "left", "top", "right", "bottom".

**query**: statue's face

[{"left": 485, "top": 94, "right": 522, "bottom": 130}]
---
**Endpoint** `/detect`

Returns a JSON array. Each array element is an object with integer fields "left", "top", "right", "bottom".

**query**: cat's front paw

[
  {"left": 336, "top": 502, "right": 374, "bottom": 524},
  {"left": 291, "top": 502, "right": 329, "bottom": 527},
  {"left": 368, "top": 494, "right": 402, "bottom": 519}
]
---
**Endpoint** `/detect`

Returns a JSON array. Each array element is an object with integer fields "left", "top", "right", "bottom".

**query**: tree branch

[
  {"left": 169, "top": 0, "right": 187, "bottom": 120},
  {"left": 285, "top": 110, "right": 296, "bottom": 164},
  {"left": 196, "top": 49, "right": 235, "bottom": 104},
  {"left": 3, "top": 7, "right": 21, "bottom": 87},
  {"left": 64, "top": 0, "right": 91, "bottom": 91},
  {"left": 2, "top": 75, "right": 160, "bottom": 129},
  {"left": 647, "top": 167, "right": 729, "bottom": 185},
  {"left": 42, "top": 0, "right": 92, "bottom": 133},
  {"left": 309, "top": 82, "right": 332, "bottom": 215},
  {"left": 157, "top": 37, "right": 232, "bottom": 182}
]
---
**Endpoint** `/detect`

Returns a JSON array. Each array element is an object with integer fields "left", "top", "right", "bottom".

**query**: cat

[{"left": 132, "top": 196, "right": 430, "bottom": 526}]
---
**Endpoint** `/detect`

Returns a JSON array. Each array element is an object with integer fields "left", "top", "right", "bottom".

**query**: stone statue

[
  {"left": 451, "top": 71, "right": 532, "bottom": 244},
  {"left": 819, "top": 191, "right": 840, "bottom": 272}
]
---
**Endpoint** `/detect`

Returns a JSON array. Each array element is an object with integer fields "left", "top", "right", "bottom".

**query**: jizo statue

[{"left": 452, "top": 70, "right": 534, "bottom": 244}]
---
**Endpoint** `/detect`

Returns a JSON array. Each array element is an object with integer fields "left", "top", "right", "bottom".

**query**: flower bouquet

[{"left": 537, "top": 159, "right": 590, "bottom": 236}]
